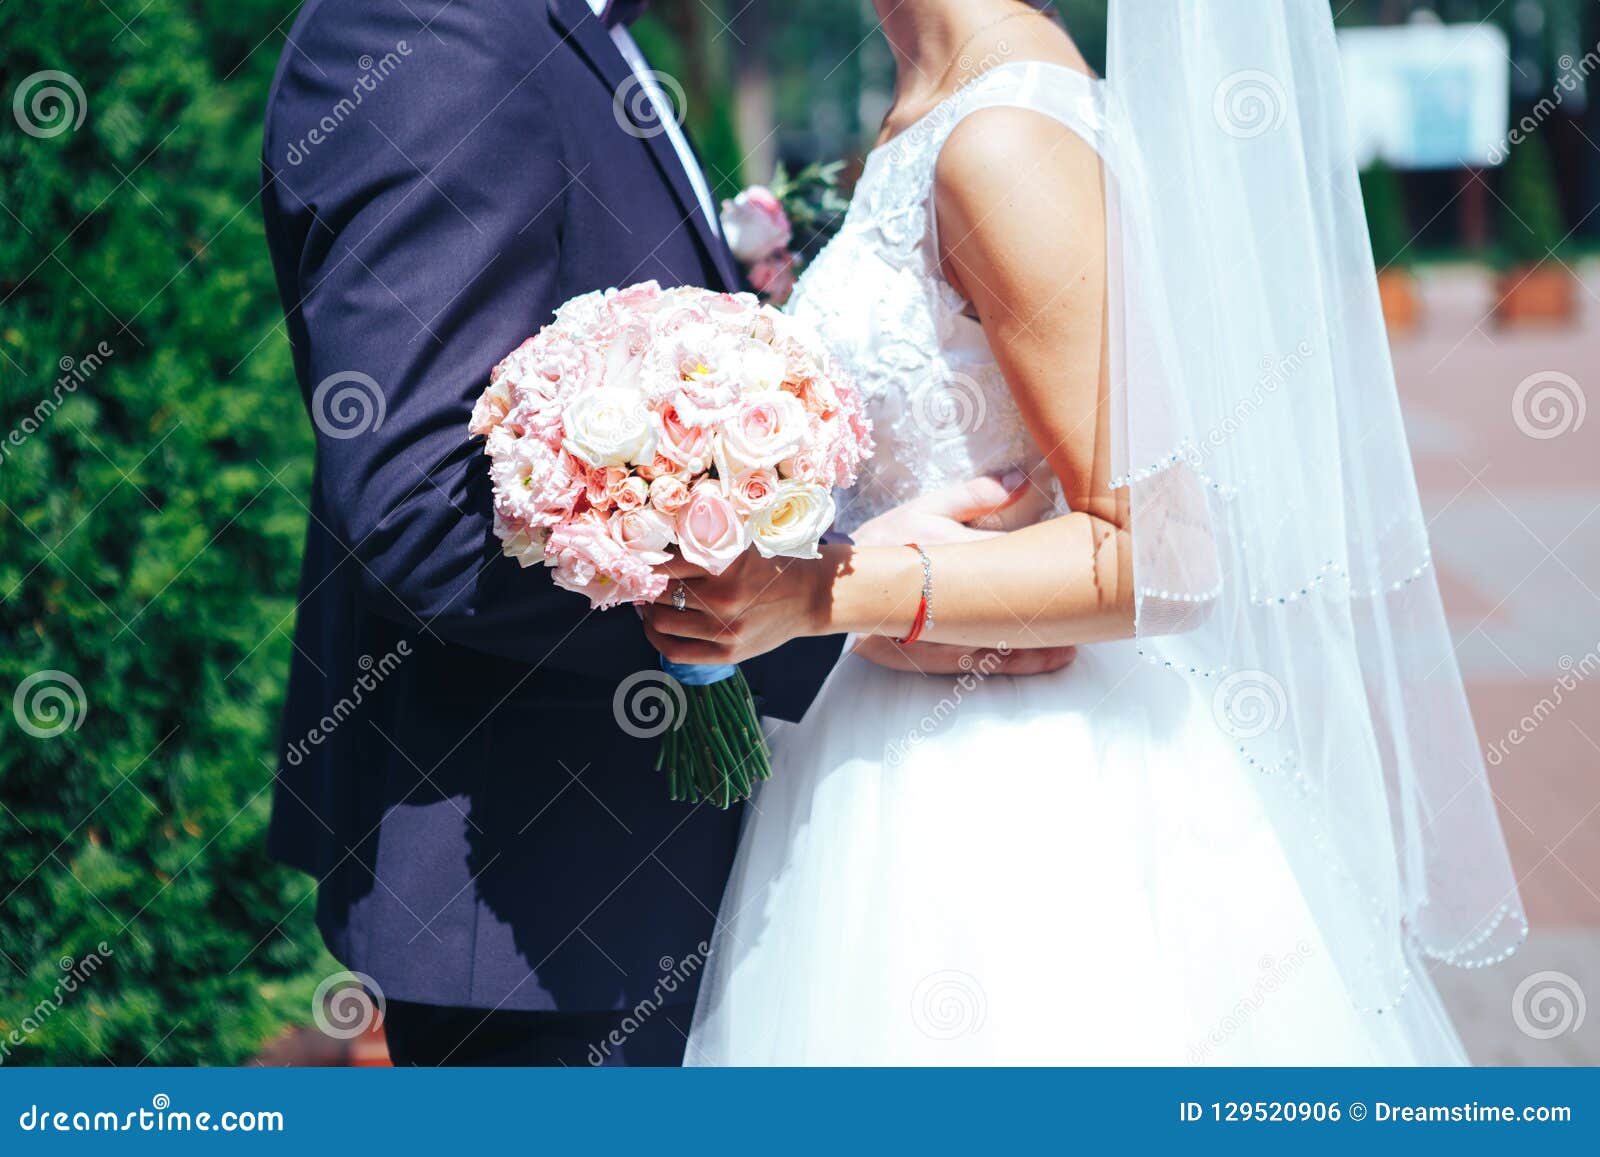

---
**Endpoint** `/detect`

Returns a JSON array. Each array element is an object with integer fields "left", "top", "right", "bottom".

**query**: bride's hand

[
  {"left": 641, "top": 551, "right": 826, "bottom": 667},
  {"left": 849, "top": 472, "right": 1077, "bottom": 676}
]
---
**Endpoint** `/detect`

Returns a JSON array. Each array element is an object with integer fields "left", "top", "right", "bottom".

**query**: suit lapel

[{"left": 547, "top": 0, "right": 742, "bottom": 291}]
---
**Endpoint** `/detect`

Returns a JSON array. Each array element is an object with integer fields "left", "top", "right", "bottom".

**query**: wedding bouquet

[{"left": 469, "top": 280, "right": 872, "bottom": 806}]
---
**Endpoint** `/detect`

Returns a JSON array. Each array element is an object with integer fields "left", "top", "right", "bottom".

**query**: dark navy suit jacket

[{"left": 260, "top": 0, "right": 844, "bottom": 1012}]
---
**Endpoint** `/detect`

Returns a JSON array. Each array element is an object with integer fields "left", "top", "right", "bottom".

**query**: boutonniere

[{"left": 721, "top": 161, "right": 849, "bottom": 306}]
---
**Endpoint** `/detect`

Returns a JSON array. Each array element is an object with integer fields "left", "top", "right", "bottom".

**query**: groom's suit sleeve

[{"left": 260, "top": 0, "right": 843, "bottom": 717}]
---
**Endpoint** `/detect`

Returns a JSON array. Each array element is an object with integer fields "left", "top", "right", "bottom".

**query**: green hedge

[{"left": 0, "top": 1, "right": 331, "bottom": 1065}]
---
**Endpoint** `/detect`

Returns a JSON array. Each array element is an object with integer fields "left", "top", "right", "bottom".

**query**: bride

[{"left": 642, "top": 0, "right": 1525, "bottom": 1064}]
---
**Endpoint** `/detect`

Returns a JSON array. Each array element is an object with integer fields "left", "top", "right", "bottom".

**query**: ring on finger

[{"left": 672, "top": 582, "right": 688, "bottom": 612}]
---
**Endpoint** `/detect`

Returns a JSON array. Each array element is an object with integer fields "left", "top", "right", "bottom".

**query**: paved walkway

[{"left": 1392, "top": 263, "right": 1599, "bottom": 1063}]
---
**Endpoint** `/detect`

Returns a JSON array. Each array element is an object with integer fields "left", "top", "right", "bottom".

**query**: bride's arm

[
  {"left": 830, "top": 107, "right": 1130, "bottom": 648},
  {"left": 642, "top": 110, "right": 1135, "bottom": 661}
]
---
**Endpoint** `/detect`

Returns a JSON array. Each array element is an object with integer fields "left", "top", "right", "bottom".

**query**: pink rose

[
  {"left": 653, "top": 404, "right": 715, "bottom": 473},
  {"left": 719, "top": 391, "right": 809, "bottom": 472},
  {"left": 634, "top": 452, "right": 684, "bottom": 482},
  {"left": 609, "top": 507, "right": 674, "bottom": 563},
  {"left": 720, "top": 186, "right": 792, "bottom": 264},
  {"left": 611, "top": 473, "right": 649, "bottom": 511},
  {"left": 728, "top": 467, "right": 780, "bottom": 516},
  {"left": 649, "top": 474, "right": 692, "bottom": 515},
  {"left": 609, "top": 280, "right": 663, "bottom": 314},
  {"left": 674, "top": 482, "right": 745, "bottom": 574},
  {"left": 749, "top": 251, "right": 796, "bottom": 305}
]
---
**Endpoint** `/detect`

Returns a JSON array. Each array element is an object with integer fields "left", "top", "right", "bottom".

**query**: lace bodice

[{"left": 788, "top": 61, "right": 1106, "bottom": 531}]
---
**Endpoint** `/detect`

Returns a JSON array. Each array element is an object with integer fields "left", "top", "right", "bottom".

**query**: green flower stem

[{"left": 658, "top": 669, "right": 770, "bottom": 808}]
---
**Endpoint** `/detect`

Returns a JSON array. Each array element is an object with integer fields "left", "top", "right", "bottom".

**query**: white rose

[
  {"left": 718, "top": 391, "right": 809, "bottom": 473},
  {"left": 561, "top": 387, "right": 656, "bottom": 467},
  {"left": 747, "top": 481, "right": 836, "bottom": 559}
]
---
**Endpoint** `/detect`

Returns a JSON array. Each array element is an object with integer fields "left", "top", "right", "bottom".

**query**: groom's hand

[{"left": 848, "top": 472, "right": 1077, "bottom": 677}]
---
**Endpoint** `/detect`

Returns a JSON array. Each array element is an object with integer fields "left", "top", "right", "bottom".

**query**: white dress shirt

[{"left": 586, "top": 0, "right": 720, "bottom": 232}]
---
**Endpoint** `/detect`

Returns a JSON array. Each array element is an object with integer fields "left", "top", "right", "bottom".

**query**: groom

[{"left": 260, "top": 0, "right": 1071, "bottom": 1066}]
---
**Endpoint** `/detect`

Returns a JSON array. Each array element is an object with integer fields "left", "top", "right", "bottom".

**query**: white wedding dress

[{"left": 686, "top": 61, "right": 1469, "bottom": 1066}]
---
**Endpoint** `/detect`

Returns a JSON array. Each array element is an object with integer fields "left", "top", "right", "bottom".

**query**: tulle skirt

[{"left": 687, "top": 641, "right": 1467, "bottom": 1066}]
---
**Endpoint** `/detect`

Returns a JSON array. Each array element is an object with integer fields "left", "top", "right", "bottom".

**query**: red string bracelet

[{"left": 897, "top": 543, "right": 935, "bottom": 646}]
